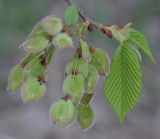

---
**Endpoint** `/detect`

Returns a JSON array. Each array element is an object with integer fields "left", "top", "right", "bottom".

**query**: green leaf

[
  {"left": 131, "top": 46, "right": 142, "bottom": 62},
  {"left": 125, "top": 28, "right": 156, "bottom": 63},
  {"left": 64, "top": 4, "right": 79, "bottom": 26},
  {"left": 103, "top": 43, "right": 142, "bottom": 122}
]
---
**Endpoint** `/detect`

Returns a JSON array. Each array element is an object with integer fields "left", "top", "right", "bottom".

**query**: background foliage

[{"left": 0, "top": 0, "right": 160, "bottom": 139}]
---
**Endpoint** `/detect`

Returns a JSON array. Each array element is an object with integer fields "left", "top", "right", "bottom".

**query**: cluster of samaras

[
  {"left": 7, "top": 14, "right": 110, "bottom": 130},
  {"left": 7, "top": 4, "right": 155, "bottom": 130}
]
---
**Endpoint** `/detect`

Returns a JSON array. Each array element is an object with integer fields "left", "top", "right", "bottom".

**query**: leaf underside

[{"left": 104, "top": 43, "right": 142, "bottom": 122}]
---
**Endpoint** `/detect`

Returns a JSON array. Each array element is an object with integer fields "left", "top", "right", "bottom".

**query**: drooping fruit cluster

[
  {"left": 7, "top": 14, "right": 110, "bottom": 129},
  {"left": 7, "top": 15, "right": 73, "bottom": 103},
  {"left": 49, "top": 39, "right": 110, "bottom": 129}
]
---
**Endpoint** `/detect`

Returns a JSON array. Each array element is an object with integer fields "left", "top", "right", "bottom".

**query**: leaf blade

[{"left": 103, "top": 43, "right": 142, "bottom": 122}]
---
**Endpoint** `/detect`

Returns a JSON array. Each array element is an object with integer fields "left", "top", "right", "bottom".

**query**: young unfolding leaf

[
  {"left": 63, "top": 74, "right": 84, "bottom": 103},
  {"left": 122, "top": 22, "right": 132, "bottom": 34},
  {"left": 40, "top": 15, "right": 63, "bottom": 35},
  {"left": 66, "top": 58, "right": 89, "bottom": 79},
  {"left": 125, "top": 28, "right": 155, "bottom": 63},
  {"left": 53, "top": 33, "right": 73, "bottom": 48},
  {"left": 20, "top": 36, "right": 49, "bottom": 53},
  {"left": 7, "top": 65, "right": 23, "bottom": 93},
  {"left": 103, "top": 43, "right": 142, "bottom": 122},
  {"left": 78, "top": 104, "right": 94, "bottom": 130},
  {"left": 21, "top": 77, "right": 46, "bottom": 103},
  {"left": 109, "top": 25, "right": 124, "bottom": 42},
  {"left": 80, "top": 39, "right": 91, "bottom": 61},
  {"left": 64, "top": 4, "right": 79, "bottom": 26},
  {"left": 90, "top": 48, "right": 110, "bottom": 76},
  {"left": 49, "top": 100, "right": 76, "bottom": 128}
]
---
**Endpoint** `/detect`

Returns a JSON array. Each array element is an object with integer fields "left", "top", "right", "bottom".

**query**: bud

[
  {"left": 20, "top": 36, "right": 49, "bottom": 53},
  {"left": 80, "top": 39, "right": 91, "bottom": 61},
  {"left": 7, "top": 65, "right": 23, "bottom": 93},
  {"left": 21, "top": 77, "right": 46, "bottom": 103},
  {"left": 53, "top": 33, "right": 73, "bottom": 49},
  {"left": 78, "top": 104, "right": 94, "bottom": 130},
  {"left": 84, "top": 64, "right": 99, "bottom": 92},
  {"left": 90, "top": 48, "right": 110, "bottom": 76},
  {"left": 66, "top": 58, "right": 89, "bottom": 79},
  {"left": 63, "top": 74, "right": 84, "bottom": 103},
  {"left": 40, "top": 15, "right": 63, "bottom": 35},
  {"left": 49, "top": 99, "right": 76, "bottom": 128}
]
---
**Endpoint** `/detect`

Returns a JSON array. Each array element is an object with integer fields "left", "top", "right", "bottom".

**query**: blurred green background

[{"left": 0, "top": 0, "right": 160, "bottom": 139}]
